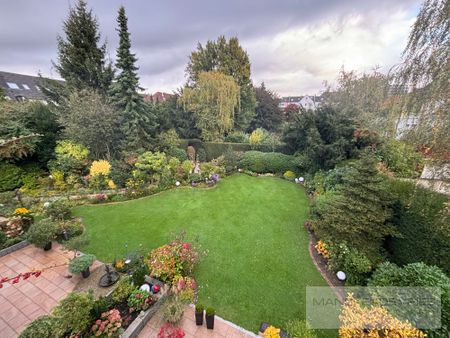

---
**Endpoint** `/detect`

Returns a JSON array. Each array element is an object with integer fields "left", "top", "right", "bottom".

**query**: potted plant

[
  {"left": 195, "top": 303, "right": 204, "bottom": 326},
  {"left": 26, "top": 219, "right": 58, "bottom": 251},
  {"left": 69, "top": 254, "right": 96, "bottom": 278},
  {"left": 205, "top": 307, "right": 215, "bottom": 329}
]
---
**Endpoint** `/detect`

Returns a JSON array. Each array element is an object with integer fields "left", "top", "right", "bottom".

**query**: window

[
  {"left": 22, "top": 84, "right": 30, "bottom": 90},
  {"left": 35, "top": 85, "right": 41, "bottom": 91},
  {"left": 6, "top": 82, "right": 19, "bottom": 89}
]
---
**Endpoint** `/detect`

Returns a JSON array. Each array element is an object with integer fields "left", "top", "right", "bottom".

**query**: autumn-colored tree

[
  {"left": 180, "top": 71, "right": 240, "bottom": 141},
  {"left": 339, "top": 294, "right": 426, "bottom": 338}
]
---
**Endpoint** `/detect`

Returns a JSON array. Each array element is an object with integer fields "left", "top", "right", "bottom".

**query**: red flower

[
  {"left": 182, "top": 243, "right": 191, "bottom": 250},
  {"left": 135, "top": 293, "right": 141, "bottom": 299},
  {"left": 33, "top": 271, "right": 41, "bottom": 277},
  {"left": 12, "top": 277, "right": 20, "bottom": 284}
]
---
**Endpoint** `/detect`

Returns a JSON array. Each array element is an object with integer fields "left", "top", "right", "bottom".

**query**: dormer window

[
  {"left": 22, "top": 84, "right": 30, "bottom": 90},
  {"left": 6, "top": 82, "right": 19, "bottom": 89}
]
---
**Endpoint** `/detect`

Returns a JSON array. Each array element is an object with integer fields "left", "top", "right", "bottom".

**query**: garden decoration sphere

[
  {"left": 43, "top": 202, "right": 51, "bottom": 208},
  {"left": 299, "top": 177, "right": 305, "bottom": 183},
  {"left": 175, "top": 181, "right": 181, "bottom": 186},
  {"left": 152, "top": 284, "right": 161, "bottom": 294},
  {"left": 336, "top": 271, "right": 346, "bottom": 281},
  {"left": 295, "top": 178, "right": 299, "bottom": 183},
  {"left": 139, "top": 283, "right": 151, "bottom": 293}
]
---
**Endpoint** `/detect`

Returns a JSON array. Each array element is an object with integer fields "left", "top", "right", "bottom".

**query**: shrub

[
  {"left": 171, "top": 276, "right": 197, "bottom": 303},
  {"left": 158, "top": 129, "right": 181, "bottom": 151},
  {"left": 111, "top": 277, "right": 135, "bottom": 304},
  {"left": 378, "top": 139, "right": 423, "bottom": 178},
  {"left": 224, "top": 131, "right": 249, "bottom": 143},
  {"left": 197, "top": 148, "right": 207, "bottom": 162},
  {"left": 147, "top": 241, "right": 199, "bottom": 283},
  {"left": 0, "top": 162, "right": 23, "bottom": 192},
  {"left": 163, "top": 296, "right": 185, "bottom": 324},
  {"left": 45, "top": 199, "right": 72, "bottom": 221},
  {"left": 284, "top": 319, "right": 317, "bottom": 338},
  {"left": 26, "top": 219, "right": 58, "bottom": 249},
  {"left": 19, "top": 315, "right": 59, "bottom": 338},
  {"left": 68, "top": 254, "right": 96, "bottom": 274},
  {"left": 283, "top": 170, "right": 296, "bottom": 180},
  {"left": 249, "top": 128, "right": 266, "bottom": 147},
  {"left": 52, "top": 292, "right": 95, "bottom": 336},
  {"left": 195, "top": 303, "right": 204, "bottom": 313},
  {"left": 327, "top": 242, "right": 372, "bottom": 285},
  {"left": 127, "top": 289, "right": 154, "bottom": 312},
  {"left": 58, "top": 219, "right": 83, "bottom": 239},
  {"left": 90, "top": 296, "right": 114, "bottom": 319},
  {"left": 387, "top": 179, "right": 450, "bottom": 274},
  {"left": 19, "top": 164, "right": 46, "bottom": 193},
  {"left": 339, "top": 294, "right": 426, "bottom": 338},
  {"left": 206, "top": 307, "right": 215, "bottom": 316},
  {"left": 167, "top": 147, "right": 188, "bottom": 162},
  {"left": 131, "top": 263, "right": 150, "bottom": 286},
  {"left": 0, "top": 231, "right": 6, "bottom": 247},
  {"left": 91, "top": 309, "right": 123, "bottom": 338},
  {"left": 368, "top": 262, "right": 450, "bottom": 337},
  {"left": 157, "top": 323, "right": 185, "bottom": 338},
  {"left": 188, "top": 173, "right": 202, "bottom": 184},
  {"left": 239, "top": 151, "right": 298, "bottom": 173}
]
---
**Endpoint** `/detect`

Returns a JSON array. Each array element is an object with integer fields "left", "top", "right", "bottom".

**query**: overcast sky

[{"left": 0, "top": 0, "right": 422, "bottom": 96}]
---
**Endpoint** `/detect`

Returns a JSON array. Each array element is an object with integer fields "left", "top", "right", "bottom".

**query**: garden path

[{"left": 0, "top": 242, "right": 101, "bottom": 337}]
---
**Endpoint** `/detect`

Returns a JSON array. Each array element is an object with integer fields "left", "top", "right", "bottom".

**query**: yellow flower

[
  {"left": 115, "top": 260, "right": 124, "bottom": 269},
  {"left": 263, "top": 326, "right": 280, "bottom": 338},
  {"left": 89, "top": 160, "right": 111, "bottom": 177},
  {"left": 108, "top": 180, "right": 117, "bottom": 189},
  {"left": 14, "top": 208, "right": 30, "bottom": 215}
]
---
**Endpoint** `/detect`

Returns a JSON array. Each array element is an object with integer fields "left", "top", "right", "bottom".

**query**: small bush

[
  {"left": 195, "top": 303, "right": 204, "bottom": 313},
  {"left": 224, "top": 131, "right": 249, "bottom": 143},
  {"left": 131, "top": 263, "right": 150, "bottom": 287},
  {"left": 163, "top": 296, "right": 185, "bottom": 324},
  {"left": 284, "top": 319, "right": 317, "bottom": 338},
  {"left": 378, "top": 139, "right": 423, "bottom": 178},
  {"left": 127, "top": 289, "right": 154, "bottom": 312},
  {"left": 111, "top": 277, "right": 135, "bottom": 304},
  {"left": 0, "top": 231, "right": 6, "bottom": 247},
  {"left": 167, "top": 147, "right": 188, "bottom": 162},
  {"left": 0, "top": 162, "right": 24, "bottom": 192},
  {"left": 19, "top": 315, "right": 59, "bottom": 338},
  {"left": 283, "top": 170, "right": 296, "bottom": 180},
  {"left": 52, "top": 291, "right": 95, "bottom": 336},
  {"left": 26, "top": 219, "right": 58, "bottom": 249},
  {"left": 90, "top": 296, "right": 114, "bottom": 319},
  {"left": 45, "top": 200, "right": 72, "bottom": 221},
  {"left": 68, "top": 254, "right": 95, "bottom": 274},
  {"left": 205, "top": 307, "right": 215, "bottom": 316}
]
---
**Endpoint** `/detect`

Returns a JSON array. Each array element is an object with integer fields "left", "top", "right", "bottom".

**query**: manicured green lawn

[{"left": 73, "top": 174, "right": 334, "bottom": 335}]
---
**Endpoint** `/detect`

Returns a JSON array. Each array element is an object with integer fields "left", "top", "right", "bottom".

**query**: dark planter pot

[
  {"left": 195, "top": 311, "right": 203, "bottom": 326},
  {"left": 205, "top": 314, "right": 214, "bottom": 329},
  {"left": 43, "top": 241, "right": 52, "bottom": 251},
  {"left": 81, "top": 267, "right": 90, "bottom": 278}
]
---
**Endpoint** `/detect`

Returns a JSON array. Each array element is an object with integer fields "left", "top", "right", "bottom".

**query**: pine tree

[
  {"left": 110, "top": 6, "right": 157, "bottom": 152},
  {"left": 314, "top": 155, "right": 396, "bottom": 260},
  {"left": 54, "top": 0, "right": 113, "bottom": 93}
]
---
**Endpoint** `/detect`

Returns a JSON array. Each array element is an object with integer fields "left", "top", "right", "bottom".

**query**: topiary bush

[
  {"left": 239, "top": 151, "right": 299, "bottom": 174},
  {"left": 26, "top": 219, "right": 58, "bottom": 249},
  {"left": 0, "top": 162, "right": 24, "bottom": 192}
]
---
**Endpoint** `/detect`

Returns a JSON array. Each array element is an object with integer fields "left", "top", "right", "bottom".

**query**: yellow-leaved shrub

[{"left": 89, "top": 160, "right": 111, "bottom": 177}]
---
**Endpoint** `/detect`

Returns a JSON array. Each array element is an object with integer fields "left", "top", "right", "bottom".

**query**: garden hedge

[
  {"left": 179, "top": 139, "right": 288, "bottom": 161},
  {"left": 387, "top": 179, "right": 450, "bottom": 274},
  {"left": 239, "top": 151, "right": 301, "bottom": 174}
]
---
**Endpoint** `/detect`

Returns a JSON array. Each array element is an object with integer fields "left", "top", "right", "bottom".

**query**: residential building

[
  {"left": 0, "top": 71, "right": 52, "bottom": 103},
  {"left": 278, "top": 95, "right": 322, "bottom": 111},
  {"left": 142, "top": 91, "right": 173, "bottom": 103}
]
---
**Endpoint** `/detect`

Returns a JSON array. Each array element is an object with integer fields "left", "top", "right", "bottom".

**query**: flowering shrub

[
  {"left": 91, "top": 309, "right": 122, "bottom": 337},
  {"left": 107, "top": 179, "right": 116, "bottom": 189},
  {"left": 315, "top": 240, "right": 330, "bottom": 259},
  {"left": 339, "top": 294, "right": 426, "bottom": 338},
  {"left": 89, "top": 160, "right": 111, "bottom": 177},
  {"left": 127, "top": 289, "right": 154, "bottom": 312},
  {"left": 14, "top": 207, "right": 30, "bottom": 216},
  {"left": 283, "top": 170, "right": 296, "bottom": 180},
  {"left": 171, "top": 276, "right": 197, "bottom": 302},
  {"left": 157, "top": 323, "right": 185, "bottom": 338},
  {"left": 263, "top": 325, "right": 281, "bottom": 338},
  {"left": 147, "top": 241, "right": 198, "bottom": 283}
]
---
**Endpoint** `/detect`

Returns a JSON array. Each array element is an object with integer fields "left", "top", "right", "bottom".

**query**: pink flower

[{"left": 182, "top": 242, "right": 191, "bottom": 249}]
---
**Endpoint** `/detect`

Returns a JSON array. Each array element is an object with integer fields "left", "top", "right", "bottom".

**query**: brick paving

[
  {"left": 138, "top": 305, "right": 257, "bottom": 338},
  {"left": 0, "top": 242, "right": 100, "bottom": 337}
]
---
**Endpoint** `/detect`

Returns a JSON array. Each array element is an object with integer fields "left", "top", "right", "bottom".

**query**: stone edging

[{"left": 0, "top": 240, "right": 29, "bottom": 257}]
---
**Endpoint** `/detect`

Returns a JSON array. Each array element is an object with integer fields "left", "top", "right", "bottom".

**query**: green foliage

[
  {"left": 387, "top": 179, "right": 450, "bottom": 274},
  {"left": 90, "top": 296, "right": 114, "bottom": 319},
  {"left": 223, "top": 147, "right": 241, "bottom": 173},
  {"left": 68, "top": 253, "right": 95, "bottom": 274},
  {"left": 251, "top": 82, "right": 282, "bottom": 132},
  {"left": 109, "top": 159, "right": 133, "bottom": 188},
  {"left": 45, "top": 200, "right": 72, "bottom": 221},
  {"left": 163, "top": 296, "right": 185, "bottom": 323},
  {"left": 377, "top": 139, "right": 423, "bottom": 178},
  {"left": 110, "top": 6, "right": 157, "bottom": 152},
  {"left": 224, "top": 131, "right": 248, "bottom": 143},
  {"left": 283, "top": 170, "right": 296, "bottom": 180},
  {"left": 52, "top": 291, "right": 95, "bottom": 336},
  {"left": 312, "top": 155, "right": 395, "bottom": 262},
  {"left": 0, "top": 161, "right": 23, "bottom": 192},
  {"left": 135, "top": 151, "right": 167, "bottom": 183},
  {"left": 239, "top": 151, "right": 300, "bottom": 174},
  {"left": 58, "top": 219, "right": 83, "bottom": 239},
  {"left": 327, "top": 242, "right": 372, "bottom": 285},
  {"left": 0, "top": 231, "right": 7, "bottom": 247},
  {"left": 197, "top": 148, "right": 207, "bottom": 162},
  {"left": 186, "top": 35, "right": 256, "bottom": 131},
  {"left": 205, "top": 307, "right": 215, "bottom": 316},
  {"left": 49, "top": 140, "right": 89, "bottom": 181},
  {"left": 368, "top": 262, "right": 450, "bottom": 337},
  {"left": 249, "top": 128, "right": 266, "bottom": 148},
  {"left": 283, "top": 106, "right": 357, "bottom": 172},
  {"left": 19, "top": 315, "right": 59, "bottom": 338},
  {"left": 127, "top": 289, "right": 153, "bottom": 311},
  {"left": 19, "top": 164, "right": 46, "bottom": 193},
  {"left": 131, "top": 263, "right": 150, "bottom": 286},
  {"left": 195, "top": 303, "right": 204, "bottom": 313},
  {"left": 111, "top": 277, "right": 135, "bottom": 304},
  {"left": 59, "top": 90, "right": 121, "bottom": 159},
  {"left": 55, "top": 0, "right": 113, "bottom": 94},
  {"left": 157, "top": 129, "right": 181, "bottom": 151},
  {"left": 284, "top": 319, "right": 317, "bottom": 338},
  {"left": 26, "top": 219, "right": 58, "bottom": 249},
  {"left": 166, "top": 147, "right": 188, "bottom": 162},
  {"left": 180, "top": 71, "right": 240, "bottom": 141}
]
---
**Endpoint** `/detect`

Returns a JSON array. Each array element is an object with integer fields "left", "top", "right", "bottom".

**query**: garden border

[{"left": 0, "top": 239, "right": 29, "bottom": 257}]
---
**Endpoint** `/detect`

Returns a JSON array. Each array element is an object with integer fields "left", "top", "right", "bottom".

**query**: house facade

[{"left": 278, "top": 95, "right": 322, "bottom": 111}]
